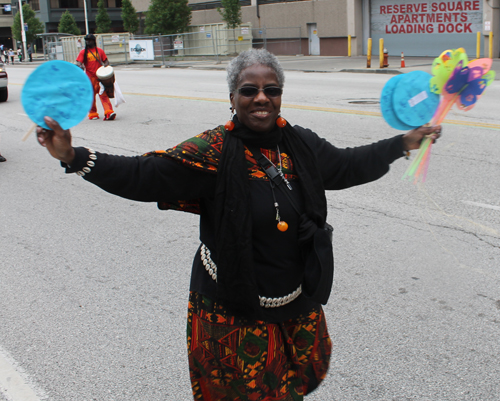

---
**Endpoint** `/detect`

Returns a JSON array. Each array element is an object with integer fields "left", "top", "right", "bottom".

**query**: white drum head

[{"left": 96, "top": 65, "right": 114, "bottom": 80}]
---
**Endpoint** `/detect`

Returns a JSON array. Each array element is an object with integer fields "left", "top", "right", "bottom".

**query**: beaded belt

[{"left": 200, "top": 244, "right": 302, "bottom": 308}]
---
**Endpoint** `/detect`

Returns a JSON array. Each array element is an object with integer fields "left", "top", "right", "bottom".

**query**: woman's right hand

[{"left": 36, "top": 116, "right": 75, "bottom": 165}]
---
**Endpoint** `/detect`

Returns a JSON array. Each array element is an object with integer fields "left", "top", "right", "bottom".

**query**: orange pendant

[
  {"left": 277, "top": 221, "right": 288, "bottom": 232},
  {"left": 224, "top": 120, "right": 235, "bottom": 131},
  {"left": 276, "top": 117, "right": 287, "bottom": 128}
]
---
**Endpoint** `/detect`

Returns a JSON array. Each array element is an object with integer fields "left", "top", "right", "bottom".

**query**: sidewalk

[
  {"left": 147, "top": 55, "right": 428, "bottom": 74},
  {"left": 147, "top": 54, "right": 500, "bottom": 78},
  {"left": 8, "top": 53, "right": 500, "bottom": 79}
]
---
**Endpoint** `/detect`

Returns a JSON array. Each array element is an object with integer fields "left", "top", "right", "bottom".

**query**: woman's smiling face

[{"left": 230, "top": 64, "right": 282, "bottom": 133}]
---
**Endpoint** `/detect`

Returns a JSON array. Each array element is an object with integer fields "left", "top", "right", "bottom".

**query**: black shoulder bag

[{"left": 247, "top": 146, "right": 335, "bottom": 305}]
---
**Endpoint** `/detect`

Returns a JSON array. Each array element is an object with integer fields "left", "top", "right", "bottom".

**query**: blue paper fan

[
  {"left": 380, "top": 74, "right": 414, "bottom": 130},
  {"left": 22, "top": 60, "right": 94, "bottom": 130},
  {"left": 392, "top": 71, "right": 439, "bottom": 127}
]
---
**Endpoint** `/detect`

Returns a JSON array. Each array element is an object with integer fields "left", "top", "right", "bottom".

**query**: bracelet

[{"left": 75, "top": 147, "right": 97, "bottom": 177}]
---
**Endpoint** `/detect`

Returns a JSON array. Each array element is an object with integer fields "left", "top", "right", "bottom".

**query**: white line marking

[
  {"left": 462, "top": 201, "right": 500, "bottom": 211},
  {"left": 0, "top": 346, "right": 45, "bottom": 401}
]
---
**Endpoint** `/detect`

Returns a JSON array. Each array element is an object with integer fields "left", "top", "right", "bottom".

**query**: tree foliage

[
  {"left": 95, "top": 0, "right": 112, "bottom": 33},
  {"left": 121, "top": 0, "right": 139, "bottom": 34},
  {"left": 144, "top": 0, "right": 191, "bottom": 35},
  {"left": 217, "top": 0, "right": 241, "bottom": 29},
  {"left": 12, "top": 4, "right": 44, "bottom": 44},
  {"left": 58, "top": 10, "right": 81, "bottom": 35}
]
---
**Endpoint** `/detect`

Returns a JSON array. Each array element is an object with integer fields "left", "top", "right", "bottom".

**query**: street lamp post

[
  {"left": 83, "top": 0, "right": 89, "bottom": 34},
  {"left": 18, "top": 0, "right": 28, "bottom": 61}
]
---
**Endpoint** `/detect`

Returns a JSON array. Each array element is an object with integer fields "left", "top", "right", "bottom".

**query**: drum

[{"left": 96, "top": 65, "right": 115, "bottom": 98}]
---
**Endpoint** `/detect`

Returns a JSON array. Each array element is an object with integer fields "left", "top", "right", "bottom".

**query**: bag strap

[
  {"left": 247, "top": 145, "right": 301, "bottom": 215},
  {"left": 88, "top": 48, "right": 104, "bottom": 66}
]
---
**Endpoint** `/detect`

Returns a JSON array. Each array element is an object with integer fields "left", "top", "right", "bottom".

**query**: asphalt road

[{"left": 1, "top": 64, "right": 499, "bottom": 401}]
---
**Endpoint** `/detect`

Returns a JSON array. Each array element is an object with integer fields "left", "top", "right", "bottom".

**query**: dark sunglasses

[{"left": 237, "top": 86, "right": 283, "bottom": 98}]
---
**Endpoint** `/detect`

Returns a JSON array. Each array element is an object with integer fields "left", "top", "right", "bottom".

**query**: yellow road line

[
  {"left": 124, "top": 92, "right": 500, "bottom": 130},
  {"left": 124, "top": 92, "right": 225, "bottom": 103},
  {"left": 283, "top": 103, "right": 381, "bottom": 116},
  {"left": 11, "top": 84, "right": 500, "bottom": 131},
  {"left": 437, "top": 119, "right": 500, "bottom": 130},
  {"left": 283, "top": 104, "right": 500, "bottom": 130}
]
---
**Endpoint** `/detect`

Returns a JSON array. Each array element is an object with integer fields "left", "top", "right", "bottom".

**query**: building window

[
  {"left": 189, "top": 0, "right": 249, "bottom": 11},
  {"left": 90, "top": 0, "right": 119, "bottom": 7},
  {"left": 90, "top": 0, "right": 98, "bottom": 7},
  {"left": 50, "top": 0, "right": 79, "bottom": 8},
  {"left": 258, "top": 0, "right": 309, "bottom": 4},
  {"left": 48, "top": 0, "right": 120, "bottom": 9},
  {"left": 29, "top": 0, "right": 40, "bottom": 10},
  {"left": 60, "top": 0, "right": 79, "bottom": 7}
]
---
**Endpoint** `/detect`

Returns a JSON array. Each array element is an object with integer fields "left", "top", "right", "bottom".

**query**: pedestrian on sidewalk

[
  {"left": 8, "top": 49, "right": 14, "bottom": 64},
  {"left": 17, "top": 48, "right": 22, "bottom": 63},
  {"left": 36, "top": 48, "right": 441, "bottom": 400},
  {"left": 27, "top": 44, "right": 32, "bottom": 62}
]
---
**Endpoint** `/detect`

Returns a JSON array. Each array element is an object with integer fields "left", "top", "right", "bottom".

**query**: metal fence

[
  {"left": 133, "top": 24, "right": 254, "bottom": 64},
  {"left": 53, "top": 26, "right": 302, "bottom": 65},
  {"left": 59, "top": 33, "right": 131, "bottom": 65},
  {"left": 134, "top": 26, "right": 302, "bottom": 64}
]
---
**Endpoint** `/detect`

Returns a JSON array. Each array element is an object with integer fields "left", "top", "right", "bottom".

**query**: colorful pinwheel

[{"left": 403, "top": 50, "right": 495, "bottom": 182}]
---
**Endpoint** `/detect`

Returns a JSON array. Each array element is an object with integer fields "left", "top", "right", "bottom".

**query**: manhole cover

[{"left": 348, "top": 100, "right": 380, "bottom": 104}]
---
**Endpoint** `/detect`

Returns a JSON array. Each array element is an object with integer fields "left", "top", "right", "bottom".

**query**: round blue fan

[
  {"left": 380, "top": 74, "right": 414, "bottom": 130},
  {"left": 380, "top": 71, "right": 439, "bottom": 130},
  {"left": 392, "top": 71, "right": 439, "bottom": 127},
  {"left": 22, "top": 60, "right": 94, "bottom": 130}
]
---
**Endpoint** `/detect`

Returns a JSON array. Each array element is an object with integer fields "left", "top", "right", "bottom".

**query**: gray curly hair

[{"left": 226, "top": 48, "right": 285, "bottom": 93}]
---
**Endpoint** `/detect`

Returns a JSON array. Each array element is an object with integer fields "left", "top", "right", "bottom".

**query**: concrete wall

[
  {"left": 32, "top": 0, "right": 123, "bottom": 34},
  {"left": 128, "top": 0, "right": 362, "bottom": 55},
  {"left": 131, "top": 0, "right": 150, "bottom": 12},
  {"left": 190, "top": 0, "right": 348, "bottom": 38},
  {"left": 188, "top": 0, "right": 499, "bottom": 57},
  {"left": 0, "top": 0, "right": 15, "bottom": 47},
  {"left": 189, "top": 0, "right": 354, "bottom": 55},
  {"left": 0, "top": 14, "right": 13, "bottom": 28}
]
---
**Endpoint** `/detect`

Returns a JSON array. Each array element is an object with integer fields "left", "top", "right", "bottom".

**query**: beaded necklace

[{"left": 262, "top": 145, "right": 290, "bottom": 232}]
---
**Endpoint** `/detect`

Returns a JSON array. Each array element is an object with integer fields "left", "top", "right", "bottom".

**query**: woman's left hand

[
  {"left": 402, "top": 125, "right": 442, "bottom": 151},
  {"left": 36, "top": 116, "right": 75, "bottom": 165}
]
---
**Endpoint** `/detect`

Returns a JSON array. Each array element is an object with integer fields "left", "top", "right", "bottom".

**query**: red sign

[{"left": 379, "top": 1, "right": 481, "bottom": 34}]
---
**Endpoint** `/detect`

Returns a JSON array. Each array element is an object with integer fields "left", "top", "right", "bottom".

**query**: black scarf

[{"left": 214, "top": 115, "right": 328, "bottom": 319}]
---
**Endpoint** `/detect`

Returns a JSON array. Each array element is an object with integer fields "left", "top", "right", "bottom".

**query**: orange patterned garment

[{"left": 187, "top": 291, "right": 331, "bottom": 401}]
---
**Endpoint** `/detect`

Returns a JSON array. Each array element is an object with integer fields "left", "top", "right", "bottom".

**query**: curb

[
  {"left": 340, "top": 68, "right": 402, "bottom": 74},
  {"left": 150, "top": 63, "right": 406, "bottom": 75}
]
